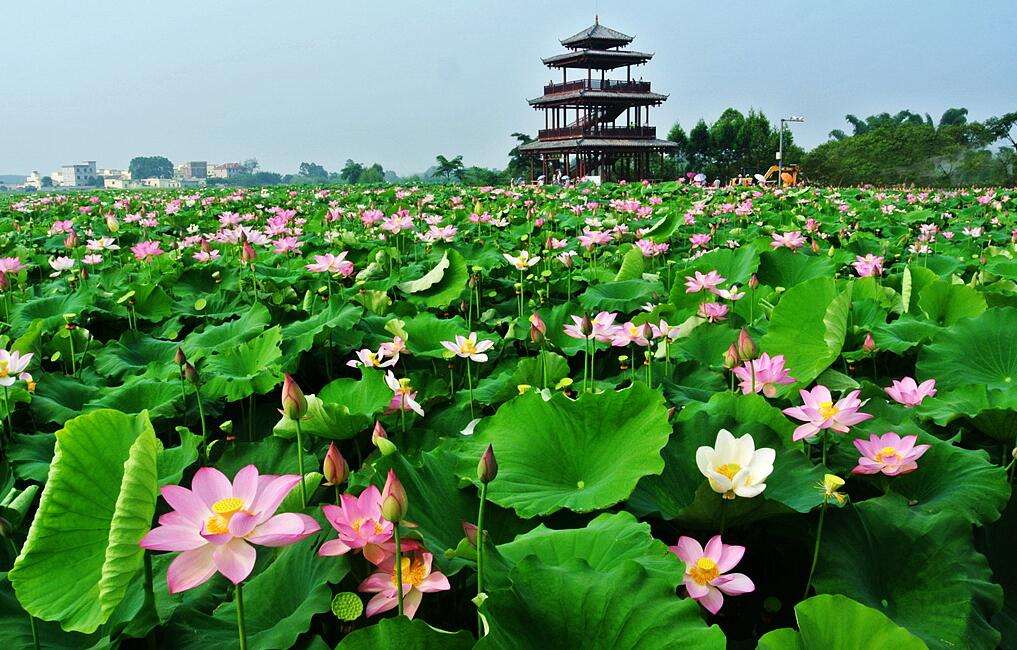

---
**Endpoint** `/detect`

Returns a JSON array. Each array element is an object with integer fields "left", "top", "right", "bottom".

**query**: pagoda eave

[
  {"left": 528, "top": 91, "right": 668, "bottom": 107},
  {"left": 541, "top": 49, "right": 653, "bottom": 70}
]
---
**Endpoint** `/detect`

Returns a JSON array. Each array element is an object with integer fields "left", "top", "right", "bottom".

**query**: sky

[{"left": 2, "top": 0, "right": 1015, "bottom": 176}]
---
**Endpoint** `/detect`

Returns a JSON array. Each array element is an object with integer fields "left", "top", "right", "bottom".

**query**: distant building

[
  {"left": 56, "top": 161, "right": 98, "bottom": 187},
  {"left": 25, "top": 171, "right": 43, "bottom": 189},
  {"left": 99, "top": 167, "right": 129, "bottom": 180},
  {"left": 209, "top": 162, "right": 243, "bottom": 179},
  {"left": 178, "top": 161, "right": 207, "bottom": 179}
]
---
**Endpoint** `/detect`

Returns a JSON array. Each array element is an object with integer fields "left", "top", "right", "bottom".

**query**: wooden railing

[
  {"left": 542, "top": 79, "right": 651, "bottom": 95},
  {"left": 538, "top": 126, "right": 656, "bottom": 140}
]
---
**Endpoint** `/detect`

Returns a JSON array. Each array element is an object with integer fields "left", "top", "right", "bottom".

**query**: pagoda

[{"left": 519, "top": 17, "right": 678, "bottom": 182}]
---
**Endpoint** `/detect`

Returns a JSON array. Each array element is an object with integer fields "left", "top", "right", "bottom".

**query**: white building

[
  {"left": 55, "top": 161, "right": 98, "bottom": 187},
  {"left": 24, "top": 171, "right": 43, "bottom": 189},
  {"left": 209, "top": 162, "right": 243, "bottom": 179}
]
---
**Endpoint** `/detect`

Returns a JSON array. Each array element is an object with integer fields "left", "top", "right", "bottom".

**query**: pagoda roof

[
  {"left": 519, "top": 138, "right": 679, "bottom": 153},
  {"left": 542, "top": 49, "right": 653, "bottom": 70},
  {"left": 561, "top": 21, "right": 633, "bottom": 49},
  {"left": 528, "top": 90, "right": 669, "bottom": 107}
]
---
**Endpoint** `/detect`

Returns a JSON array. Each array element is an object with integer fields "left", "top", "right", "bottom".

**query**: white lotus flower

[
  {"left": 503, "top": 250, "right": 540, "bottom": 270},
  {"left": 696, "top": 429, "right": 775, "bottom": 499}
]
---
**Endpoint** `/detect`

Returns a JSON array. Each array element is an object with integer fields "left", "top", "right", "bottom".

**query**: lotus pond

[{"left": 0, "top": 183, "right": 1014, "bottom": 648}]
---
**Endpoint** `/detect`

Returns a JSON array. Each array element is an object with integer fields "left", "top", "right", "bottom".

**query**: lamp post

[{"left": 778, "top": 115, "right": 805, "bottom": 187}]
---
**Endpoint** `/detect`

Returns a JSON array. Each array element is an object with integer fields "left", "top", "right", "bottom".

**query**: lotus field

[{"left": 0, "top": 182, "right": 1015, "bottom": 648}]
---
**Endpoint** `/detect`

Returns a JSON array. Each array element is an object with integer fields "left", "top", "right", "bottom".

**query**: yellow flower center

[
  {"left": 352, "top": 518, "right": 383, "bottom": 535},
  {"left": 397, "top": 378, "right": 413, "bottom": 395},
  {"left": 460, "top": 339, "right": 478, "bottom": 355},
  {"left": 818, "top": 401, "right": 839, "bottom": 419},
  {"left": 390, "top": 556, "right": 428, "bottom": 587},
  {"left": 716, "top": 463, "right": 741, "bottom": 480},
  {"left": 0, "top": 360, "right": 8, "bottom": 378},
  {"left": 689, "top": 557, "right": 720, "bottom": 585},
  {"left": 875, "top": 446, "right": 901, "bottom": 463},
  {"left": 206, "top": 497, "right": 245, "bottom": 535}
]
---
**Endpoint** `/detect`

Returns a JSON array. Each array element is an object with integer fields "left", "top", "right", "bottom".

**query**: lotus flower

[
  {"left": 851, "top": 432, "right": 930, "bottom": 476},
  {"left": 684, "top": 270, "right": 726, "bottom": 294},
  {"left": 503, "top": 250, "right": 539, "bottom": 270},
  {"left": 669, "top": 535, "right": 754, "bottom": 614},
  {"left": 852, "top": 254, "right": 884, "bottom": 277},
  {"left": 884, "top": 377, "right": 936, "bottom": 408},
  {"left": 732, "top": 353, "right": 795, "bottom": 397},
  {"left": 140, "top": 465, "right": 320, "bottom": 593},
  {"left": 358, "top": 549, "right": 450, "bottom": 619},
  {"left": 306, "top": 252, "right": 354, "bottom": 276},
  {"left": 0, "top": 349, "right": 33, "bottom": 387},
  {"left": 783, "top": 386, "right": 873, "bottom": 442},
  {"left": 696, "top": 429, "right": 775, "bottom": 499},
  {"left": 319, "top": 485, "right": 394, "bottom": 564},
  {"left": 441, "top": 332, "right": 494, "bottom": 362},
  {"left": 385, "top": 371, "right": 424, "bottom": 416}
]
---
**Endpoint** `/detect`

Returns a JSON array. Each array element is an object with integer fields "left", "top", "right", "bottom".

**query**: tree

[
  {"left": 984, "top": 112, "right": 1017, "bottom": 152},
  {"left": 506, "top": 132, "right": 535, "bottom": 180},
  {"left": 340, "top": 160, "right": 364, "bottom": 184},
  {"left": 40, "top": 176, "right": 53, "bottom": 188},
  {"left": 434, "top": 154, "right": 464, "bottom": 181},
  {"left": 298, "top": 162, "right": 328, "bottom": 179},
  {"left": 687, "top": 120, "right": 711, "bottom": 171},
  {"left": 241, "top": 158, "right": 260, "bottom": 174},
  {"left": 938, "top": 107, "right": 969, "bottom": 128},
  {"left": 128, "top": 156, "right": 173, "bottom": 179},
  {"left": 359, "top": 163, "right": 386, "bottom": 184}
]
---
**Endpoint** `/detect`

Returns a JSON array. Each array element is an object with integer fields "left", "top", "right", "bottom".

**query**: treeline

[{"left": 661, "top": 108, "right": 1016, "bottom": 187}]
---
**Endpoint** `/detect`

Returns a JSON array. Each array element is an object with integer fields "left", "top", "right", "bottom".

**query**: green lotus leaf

[
  {"left": 202, "top": 326, "right": 283, "bottom": 402},
  {"left": 579, "top": 279, "right": 661, "bottom": 313},
  {"left": 756, "top": 249, "right": 835, "bottom": 288},
  {"left": 478, "top": 558, "right": 725, "bottom": 649},
  {"left": 93, "top": 332, "right": 178, "bottom": 380},
  {"left": 761, "top": 277, "right": 852, "bottom": 386},
  {"left": 85, "top": 376, "right": 181, "bottom": 420},
  {"left": 29, "top": 374, "right": 102, "bottom": 425},
  {"left": 614, "top": 244, "right": 645, "bottom": 281},
  {"left": 630, "top": 392, "right": 825, "bottom": 526},
  {"left": 338, "top": 617, "right": 474, "bottom": 649},
  {"left": 917, "top": 307, "right": 1017, "bottom": 392},
  {"left": 398, "top": 251, "right": 451, "bottom": 293},
  {"left": 872, "top": 315, "right": 941, "bottom": 355},
  {"left": 758, "top": 594, "right": 926, "bottom": 649},
  {"left": 0, "top": 572, "right": 100, "bottom": 648},
  {"left": 10, "top": 292, "right": 93, "bottom": 336},
  {"left": 915, "top": 384, "right": 1017, "bottom": 440},
  {"left": 814, "top": 496, "right": 1002, "bottom": 649},
  {"left": 9, "top": 433, "right": 56, "bottom": 483},
  {"left": 450, "top": 383, "right": 671, "bottom": 518},
  {"left": 404, "top": 249, "right": 469, "bottom": 308},
  {"left": 180, "top": 303, "right": 271, "bottom": 361},
  {"left": 273, "top": 369, "right": 391, "bottom": 441},
  {"left": 279, "top": 302, "right": 363, "bottom": 361},
  {"left": 402, "top": 312, "right": 495, "bottom": 359},
  {"left": 157, "top": 427, "right": 201, "bottom": 487},
  {"left": 9, "top": 410, "right": 159, "bottom": 633},
  {"left": 917, "top": 279, "right": 986, "bottom": 325},
  {"left": 984, "top": 497, "right": 1017, "bottom": 647}
]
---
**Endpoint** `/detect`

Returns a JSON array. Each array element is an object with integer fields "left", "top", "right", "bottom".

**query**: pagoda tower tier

[{"left": 519, "top": 18, "right": 678, "bottom": 182}]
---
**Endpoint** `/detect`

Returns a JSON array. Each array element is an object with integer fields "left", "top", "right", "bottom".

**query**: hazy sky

[{"left": 3, "top": 0, "right": 1015, "bottom": 176}]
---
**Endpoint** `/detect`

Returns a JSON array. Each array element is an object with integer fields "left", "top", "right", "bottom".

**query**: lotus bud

[
  {"left": 477, "top": 444, "right": 498, "bottom": 484},
  {"left": 183, "top": 361, "right": 199, "bottom": 384},
  {"left": 380, "top": 469, "right": 408, "bottom": 522},
  {"left": 579, "top": 314, "right": 593, "bottom": 337},
  {"left": 241, "top": 240, "right": 257, "bottom": 264},
  {"left": 862, "top": 332, "right": 876, "bottom": 353},
  {"left": 372, "top": 421, "right": 397, "bottom": 456},
  {"left": 462, "top": 521, "right": 479, "bottom": 548},
  {"left": 174, "top": 346, "right": 187, "bottom": 366},
  {"left": 0, "top": 272, "right": 8, "bottom": 292},
  {"left": 200, "top": 238, "right": 212, "bottom": 253},
  {"left": 281, "top": 374, "right": 307, "bottom": 420},
  {"left": 736, "top": 328, "right": 756, "bottom": 361},
  {"left": 106, "top": 214, "right": 119, "bottom": 232},
  {"left": 748, "top": 274, "right": 759, "bottom": 290},
  {"left": 529, "top": 312, "right": 546, "bottom": 343},
  {"left": 322, "top": 442, "right": 349, "bottom": 486},
  {"left": 64, "top": 232, "right": 78, "bottom": 249},
  {"left": 723, "top": 343, "right": 739, "bottom": 369}
]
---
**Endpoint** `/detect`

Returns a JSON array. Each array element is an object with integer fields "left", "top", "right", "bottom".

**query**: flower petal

[
  {"left": 213, "top": 538, "right": 256, "bottom": 584},
  {"left": 167, "top": 545, "right": 217, "bottom": 594}
]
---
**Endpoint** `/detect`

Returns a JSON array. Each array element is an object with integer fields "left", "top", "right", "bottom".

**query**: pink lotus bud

[
  {"left": 241, "top": 240, "right": 256, "bottom": 264},
  {"left": 579, "top": 314, "right": 593, "bottom": 337},
  {"left": 462, "top": 521, "right": 479, "bottom": 548},
  {"left": 0, "top": 272, "right": 8, "bottom": 292},
  {"left": 281, "top": 374, "right": 308, "bottom": 420},
  {"left": 183, "top": 362, "right": 199, "bottom": 384},
  {"left": 322, "top": 442, "right": 349, "bottom": 486},
  {"left": 862, "top": 332, "right": 876, "bottom": 353},
  {"left": 748, "top": 274, "right": 759, "bottom": 290},
  {"left": 174, "top": 346, "right": 187, "bottom": 366},
  {"left": 529, "top": 312, "right": 546, "bottom": 343},
  {"left": 723, "top": 344, "right": 739, "bottom": 370},
  {"left": 64, "top": 232, "right": 79, "bottom": 249},
  {"left": 380, "top": 469, "right": 408, "bottom": 522},
  {"left": 477, "top": 444, "right": 498, "bottom": 483},
  {"left": 200, "top": 238, "right": 211, "bottom": 253},
  {"left": 736, "top": 329, "right": 756, "bottom": 361}
]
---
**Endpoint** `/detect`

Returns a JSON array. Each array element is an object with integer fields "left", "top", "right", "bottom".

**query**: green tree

[
  {"left": 435, "top": 154, "right": 465, "bottom": 181},
  {"left": 340, "top": 159, "right": 364, "bottom": 184},
  {"left": 40, "top": 176, "right": 53, "bottom": 188},
  {"left": 687, "top": 120, "right": 710, "bottom": 171},
  {"left": 506, "top": 132, "right": 535, "bottom": 180},
  {"left": 128, "top": 156, "right": 173, "bottom": 179},
  {"left": 359, "top": 163, "right": 386, "bottom": 184},
  {"left": 298, "top": 162, "right": 328, "bottom": 179}
]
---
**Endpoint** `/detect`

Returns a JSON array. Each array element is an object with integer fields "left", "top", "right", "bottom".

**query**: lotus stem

[
  {"left": 394, "top": 525, "right": 405, "bottom": 616},
  {"left": 466, "top": 359, "right": 475, "bottom": 419},
  {"left": 476, "top": 481, "right": 488, "bottom": 637},
  {"left": 294, "top": 417, "right": 307, "bottom": 508},
  {"left": 7, "top": 537, "right": 38, "bottom": 650},
  {"left": 235, "top": 582, "right": 248, "bottom": 650},
  {"left": 804, "top": 501, "right": 827, "bottom": 599}
]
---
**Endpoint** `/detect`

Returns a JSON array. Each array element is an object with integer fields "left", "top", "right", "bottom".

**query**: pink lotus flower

[
  {"left": 319, "top": 485, "right": 394, "bottom": 564},
  {"left": 358, "top": 549, "right": 450, "bottom": 619},
  {"left": 851, "top": 432, "right": 930, "bottom": 476},
  {"left": 669, "top": 535, "right": 754, "bottom": 614},
  {"left": 771, "top": 231, "right": 806, "bottom": 250},
  {"left": 0, "top": 349, "right": 33, "bottom": 387},
  {"left": 0, "top": 257, "right": 25, "bottom": 274},
  {"left": 305, "top": 252, "right": 354, "bottom": 276},
  {"left": 140, "top": 465, "right": 320, "bottom": 593},
  {"left": 611, "top": 322, "right": 651, "bottom": 347},
  {"left": 884, "top": 377, "right": 936, "bottom": 407},
  {"left": 852, "top": 254, "right": 884, "bottom": 277},
  {"left": 698, "top": 302, "right": 729, "bottom": 323},
  {"left": 783, "top": 386, "right": 873, "bottom": 441},
  {"left": 385, "top": 371, "right": 424, "bottom": 416},
  {"left": 131, "top": 240, "right": 164, "bottom": 262},
  {"left": 732, "top": 353, "right": 795, "bottom": 397},
  {"left": 685, "top": 270, "right": 726, "bottom": 294}
]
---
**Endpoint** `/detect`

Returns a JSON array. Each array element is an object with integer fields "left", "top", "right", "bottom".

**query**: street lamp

[{"left": 778, "top": 115, "right": 805, "bottom": 187}]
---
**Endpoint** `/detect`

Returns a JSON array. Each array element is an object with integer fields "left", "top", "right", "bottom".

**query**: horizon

[{"left": 2, "top": 0, "right": 1015, "bottom": 177}]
